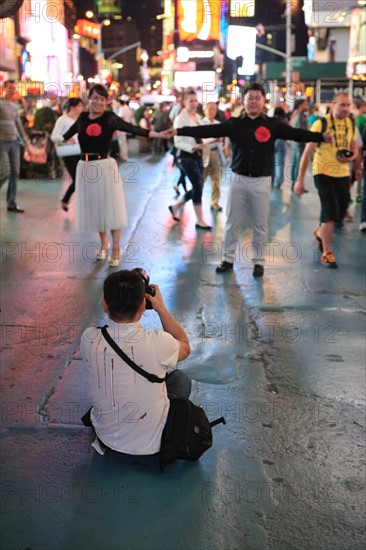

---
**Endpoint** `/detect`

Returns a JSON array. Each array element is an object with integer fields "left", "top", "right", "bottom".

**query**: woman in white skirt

[{"left": 63, "top": 85, "right": 169, "bottom": 267}]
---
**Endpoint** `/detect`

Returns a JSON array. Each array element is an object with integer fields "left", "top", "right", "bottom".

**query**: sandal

[
  {"left": 96, "top": 243, "right": 111, "bottom": 261},
  {"left": 108, "top": 248, "right": 122, "bottom": 268}
]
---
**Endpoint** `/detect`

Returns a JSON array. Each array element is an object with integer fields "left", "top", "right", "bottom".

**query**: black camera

[
  {"left": 132, "top": 268, "right": 155, "bottom": 309},
  {"left": 336, "top": 149, "right": 353, "bottom": 160}
]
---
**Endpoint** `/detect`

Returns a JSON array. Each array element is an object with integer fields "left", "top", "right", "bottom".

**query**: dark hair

[
  {"left": 293, "top": 98, "right": 307, "bottom": 110},
  {"left": 244, "top": 82, "right": 266, "bottom": 97},
  {"left": 354, "top": 97, "right": 366, "bottom": 109},
  {"left": 274, "top": 107, "right": 287, "bottom": 119},
  {"left": 4, "top": 80, "right": 16, "bottom": 86},
  {"left": 183, "top": 88, "right": 197, "bottom": 101},
  {"left": 88, "top": 84, "right": 108, "bottom": 99},
  {"left": 103, "top": 270, "right": 145, "bottom": 321},
  {"left": 65, "top": 98, "right": 83, "bottom": 112}
]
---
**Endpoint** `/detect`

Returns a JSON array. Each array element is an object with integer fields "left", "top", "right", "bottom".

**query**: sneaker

[
  {"left": 91, "top": 437, "right": 107, "bottom": 455},
  {"left": 313, "top": 227, "right": 323, "bottom": 253},
  {"left": 215, "top": 261, "right": 233, "bottom": 273},
  {"left": 253, "top": 264, "right": 264, "bottom": 277},
  {"left": 360, "top": 221, "right": 366, "bottom": 232},
  {"left": 321, "top": 252, "right": 338, "bottom": 268}
]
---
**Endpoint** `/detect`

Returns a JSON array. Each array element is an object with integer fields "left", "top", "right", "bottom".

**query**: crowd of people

[
  {"left": 1, "top": 79, "right": 365, "bottom": 463},
  {"left": 1, "top": 80, "right": 366, "bottom": 272}
]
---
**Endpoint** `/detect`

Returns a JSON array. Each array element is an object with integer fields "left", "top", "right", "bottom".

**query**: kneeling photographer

[{"left": 81, "top": 269, "right": 191, "bottom": 456}]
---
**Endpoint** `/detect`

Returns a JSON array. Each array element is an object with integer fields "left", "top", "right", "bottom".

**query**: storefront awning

[{"left": 263, "top": 60, "right": 347, "bottom": 81}]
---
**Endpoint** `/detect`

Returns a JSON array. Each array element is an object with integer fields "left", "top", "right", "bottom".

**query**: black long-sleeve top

[
  {"left": 63, "top": 111, "right": 149, "bottom": 156},
  {"left": 177, "top": 113, "right": 325, "bottom": 177}
]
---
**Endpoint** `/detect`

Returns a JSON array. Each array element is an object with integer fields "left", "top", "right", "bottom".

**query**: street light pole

[
  {"left": 285, "top": 0, "right": 292, "bottom": 96},
  {"left": 85, "top": 11, "right": 110, "bottom": 82},
  {"left": 140, "top": 50, "right": 149, "bottom": 93}
]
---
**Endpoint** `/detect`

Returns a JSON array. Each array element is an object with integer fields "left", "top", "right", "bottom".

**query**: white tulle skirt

[{"left": 75, "top": 158, "right": 128, "bottom": 232}]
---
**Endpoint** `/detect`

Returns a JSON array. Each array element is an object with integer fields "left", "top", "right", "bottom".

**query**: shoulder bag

[{"left": 99, "top": 325, "right": 226, "bottom": 471}]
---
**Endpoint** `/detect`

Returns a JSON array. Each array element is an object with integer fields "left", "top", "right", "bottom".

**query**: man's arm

[
  {"left": 146, "top": 285, "right": 191, "bottom": 361},
  {"left": 293, "top": 142, "right": 317, "bottom": 197},
  {"left": 277, "top": 121, "right": 333, "bottom": 144},
  {"left": 174, "top": 121, "right": 230, "bottom": 140},
  {"left": 15, "top": 112, "right": 30, "bottom": 146}
]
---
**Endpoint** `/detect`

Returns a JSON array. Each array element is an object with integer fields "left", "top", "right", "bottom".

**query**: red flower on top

[
  {"left": 254, "top": 126, "right": 271, "bottom": 143},
  {"left": 86, "top": 123, "right": 102, "bottom": 137}
]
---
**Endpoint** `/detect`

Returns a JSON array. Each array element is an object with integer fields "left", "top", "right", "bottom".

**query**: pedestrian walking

[
  {"left": 62, "top": 84, "right": 170, "bottom": 267},
  {"left": 0, "top": 80, "right": 30, "bottom": 213},
  {"left": 290, "top": 98, "right": 309, "bottom": 191},
  {"left": 115, "top": 97, "right": 134, "bottom": 162},
  {"left": 151, "top": 103, "right": 171, "bottom": 155},
  {"left": 170, "top": 83, "right": 333, "bottom": 276},
  {"left": 202, "top": 102, "right": 224, "bottom": 211},
  {"left": 272, "top": 107, "right": 288, "bottom": 189},
  {"left": 51, "top": 98, "right": 84, "bottom": 211},
  {"left": 294, "top": 93, "right": 358, "bottom": 268},
  {"left": 168, "top": 89, "right": 212, "bottom": 230}
]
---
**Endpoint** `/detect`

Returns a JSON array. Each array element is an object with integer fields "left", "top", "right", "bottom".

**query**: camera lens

[{"left": 132, "top": 268, "right": 150, "bottom": 286}]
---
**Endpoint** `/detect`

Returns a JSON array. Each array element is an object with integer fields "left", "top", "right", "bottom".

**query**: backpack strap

[
  {"left": 98, "top": 325, "right": 167, "bottom": 384},
  {"left": 209, "top": 416, "right": 226, "bottom": 428},
  {"left": 317, "top": 117, "right": 327, "bottom": 148}
]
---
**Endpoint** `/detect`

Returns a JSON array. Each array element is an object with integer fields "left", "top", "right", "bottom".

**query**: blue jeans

[
  {"left": 177, "top": 156, "right": 204, "bottom": 205},
  {"left": 291, "top": 144, "right": 305, "bottom": 186},
  {"left": 0, "top": 140, "right": 20, "bottom": 206},
  {"left": 166, "top": 370, "right": 191, "bottom": 399},
  {"left": 272, "top": 140, "right": 286, "bottom": 188}
]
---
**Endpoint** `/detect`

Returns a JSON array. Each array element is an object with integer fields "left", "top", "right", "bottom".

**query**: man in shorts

[{"left": 294, "top": 93, "right": 357, "bottom": 268}]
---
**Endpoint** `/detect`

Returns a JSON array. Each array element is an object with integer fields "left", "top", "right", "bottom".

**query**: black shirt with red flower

[
  {"left": 177, "top": 113, "right": 324, "bottom": 177},
  {"left": 63, "top": 111, "right": 149, "bottom": 156}
]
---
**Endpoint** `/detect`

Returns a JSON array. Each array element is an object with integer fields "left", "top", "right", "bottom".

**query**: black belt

[
  {"left": 81, "top": 153, "right": 108, "bottom": 161},
  {"left": 179, "top": 151, "right": 201, "bottom": 159}
]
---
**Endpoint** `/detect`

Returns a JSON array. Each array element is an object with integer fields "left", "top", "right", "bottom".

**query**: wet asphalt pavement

[{"left": 1, "top": 141, "right": 365, "bottom": 550}]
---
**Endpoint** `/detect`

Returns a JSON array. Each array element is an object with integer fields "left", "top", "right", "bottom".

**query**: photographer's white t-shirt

[{"left": 81, "top": 321, "right": 179, "bottom": 455}]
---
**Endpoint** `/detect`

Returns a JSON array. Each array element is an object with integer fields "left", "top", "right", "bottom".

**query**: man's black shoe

[
  {"left": 253, "top": 264, "right": 264, "bottom": 277},
  {"left": 7, "top": 205, "right": 24, "bottom": 213},
  {"left": 195, "top": 223, "right": 212, "bottom": 230},
  {"left": 215, "top": 261, "right": 233, "bottom": 273}
]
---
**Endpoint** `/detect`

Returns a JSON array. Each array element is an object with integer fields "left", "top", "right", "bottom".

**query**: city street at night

[{"left": 1, "top": 144, "right": 365, "bottom": 550}]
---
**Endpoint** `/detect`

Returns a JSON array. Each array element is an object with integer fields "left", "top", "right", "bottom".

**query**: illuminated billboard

[
  {"left": 75, "top": 20, "right": 101, "bottom": 39},
  {"left": 174, "top": 70, "right": 216, "bottom": 89},
  {"left": 230, "top": 0, "right": 255, "bottom": 17},
  {"left": 227, "top": 25, "right": 256, "bottom": 75},
  {"left": 177, "top": 0, "right": 220, "bottom": 42}
]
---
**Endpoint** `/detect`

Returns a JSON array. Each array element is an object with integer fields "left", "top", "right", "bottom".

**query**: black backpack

[
  {"left": 159, "top": 397, "right": 225, "bottom": 471},
  {"left": 99, "top": 326, "right": 226, "bottom": 471}
]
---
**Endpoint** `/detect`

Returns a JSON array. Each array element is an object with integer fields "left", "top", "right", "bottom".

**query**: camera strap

[
  {"left": 330, "top": 114, "right": 355, "bottom": 150},
  {"left": 98, "top": 325, "right": 167, "bottom": 384}
]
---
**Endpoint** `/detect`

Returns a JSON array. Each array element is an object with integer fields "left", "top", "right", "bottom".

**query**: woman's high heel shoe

[
  {"left": 108, "top": 248, "right": 122, "bottom": 268},
  {"left": 96, "top": 243, "right": 111, "bottom": 261}
]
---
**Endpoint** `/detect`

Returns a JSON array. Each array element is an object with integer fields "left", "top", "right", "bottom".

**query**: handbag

[
  {"left": 55, "top": 143, "right": 81, "bottom": 157},
  {"left": 23, "top": 133, "right": 48, "bottom": 164},
  {"left": 99, "top": 325, "right": 226, "bottom": 471}
]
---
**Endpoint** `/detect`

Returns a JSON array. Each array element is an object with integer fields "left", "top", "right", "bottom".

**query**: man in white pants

[{"left": 173, "top": 83, "right": 333, "bottom": 276}]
